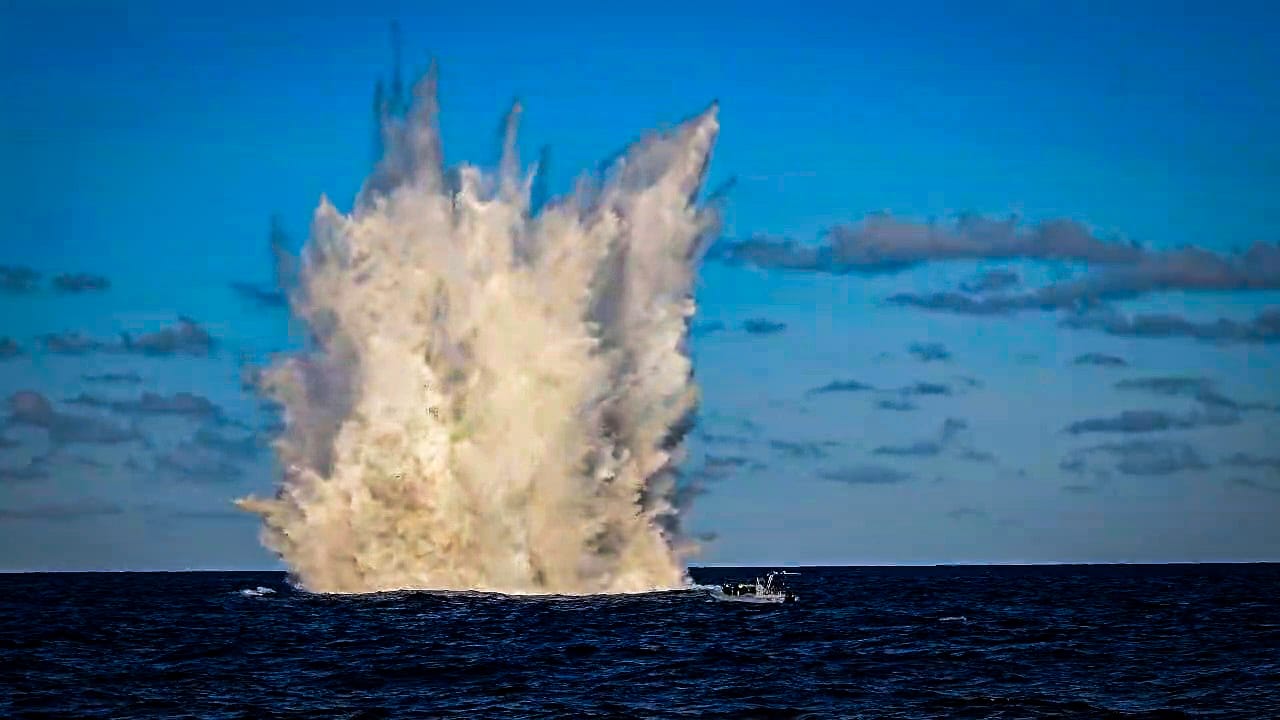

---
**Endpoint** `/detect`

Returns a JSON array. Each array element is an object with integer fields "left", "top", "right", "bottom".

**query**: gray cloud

[
  {"left": 193, "top": 427, "right": 263, "bottom": 459},
  {"left": 154, "top": 444, "right": 245, "bottom": 483},
  {"left": 886, "top": 291, "right": 1025, "bottom": 316},
  {"left": 690, "top": 320, "right": 726, "bottom": 337},
  {"left": 82, "top": 371, "right": 143, "bottom": 385},
  {"left": 68, "top": 454, "right": 110, "bottom": 470},
  {"left": 907, "top": 341, "right": 951, "bottom": 363},
  {"left": 1073, "top": 352, "right": 1128, "bottom": 367},
  {"left": 878, "top": 235, "right": 1280, "bottom": 318},
  {"left": 871, "top": 417, "right": 991, "bottom": 463},
  {"left": 900, "top": 381, "right": 953, "bottom": 397},
  {"left": 873, "top": 440, "right": 942, "bottom": 457},
  {"left": 7, "top": 391, "right": 142, "bottom": 446},
  {"left": 1082, "top": 439, "right": 1207, "bottom": 476},
  {"left": 65, "top": 392, "right": 225, "bottom": 423},
  {"left": 0, "top": 434, "right": 19, "bottom": 449},
  {"left": 1114, "top": 376, "right": 1275, "bottom": 413},
  {"left": 1229, "top": 477, "right": 1280, "bottom": 494},
  {"left": 0, "top": 265, "right": 40, "bottom": 294},
  {"left": 38, "top": 317, "right": 217, "bottom": 357},
  {"left": 0, "top": 456, "right": 50, "bottom": 482},
  {"left": 1222, "top": 453, "right": 1280, "bottom": 472},
  {"left": 40, "top": 332, "right": 109, "bottom": 355},
  {"left": 0, "top": 337, "right": 22, "bottom": 360},
  {"left": 230, "top": 282, "right": 287, "bottom": 308},
  {"left": 52, "top": 273, "right": 110, "bottom": 293},
  {"left": 1060, "top": 306, "right": 1280, "bottom": 344},
  {"left": 946, "top": 507, "right": 988, "bottom": 520},
  {"left": 960, "top": 268, "right": 1020, "bottom": 294},
  {"left": 819, "top": 465, "right": 912, "bottom": 485},
  {"left": 697, "top": 431, "right": 752, "bottom": 446},
  {"left": 770, "top": 440, "right": 837, "bottom": 459},
  {"left": 1064, "top": 408, "right": 1239, "bottom": 435},
  {"left": 123, "top": 316, "right": 216, "bottom": 357},
  {"left": 0, "top": 499, "right": 123, "bottom": 520},
  {"left": 808, "top": 379, "right": 876, "bottom": 395},
  {"left": 940, "top": 418, "right": 968, "bottom": 442},
  {"left": 1060, "top": 457, "right": 1087, "bottom": 475},
  {"left": 958, "top": 448, "right": 996, "bottom": 463},
  {"left": 713, "top": 213, "right": 1143, "bottom": 274},
  {"left": 742, "top": 318, "right": 787, "bottom": 335},
  {"left": 876, "top": 398, "right": 918, "bottom": 412},
  {"left": 231, "top": 216, "right": 297, "bottom": 309},
  {"left": 1061, "top": 484, "right": 1098, "bottom": 495}
]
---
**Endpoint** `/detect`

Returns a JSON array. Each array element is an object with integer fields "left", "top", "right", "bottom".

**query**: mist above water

[{"left": 237, "top": 61, "right": 722, "bottom": 594}]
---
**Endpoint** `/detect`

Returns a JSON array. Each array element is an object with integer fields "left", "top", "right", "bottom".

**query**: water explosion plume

[{"left": 237, "top": 64, "right": 722, "bottom": 595}]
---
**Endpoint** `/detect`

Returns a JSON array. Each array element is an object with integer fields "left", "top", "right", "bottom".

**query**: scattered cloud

[
  {"left": 899, "top": 381, "right": 953, "bottom": 397},
  {"left": 876, "top": 233, "right": 1280, "bottom": 323},
  {"left": 0, "top": 456, "right": 50, "bottom": 482},
  {"left": 907, "top": 341, "right": 951, "bottom": 362},
  {"left": 808, "top": 379, "right": 876, "bottom": 395},
  {"left": 68, "top": 454, "right": 111, "bottom": 470},
  {"left": 1061, "top": 306, "right": 1280, "bottom": 344},
  {"left": 65, "top": 391, "right": 224, "bottom": 422},
  {"left": 742, "top": 318, "right": 787, "bottom": 335},
  {"left": 82, "top": 371, "right": 143, "bottom": 385},
  {"left": 818, "top": 465, "right": 912, "bottom": 485},
  {"left": 154, "top": 444, "right": 245, "bottom": 483},
  {"left": 1221, "top": 453, "right": 1280, "bottom": 472},
  {"left": 697, "top": 431, "right": 752, "bottom": 446},
  {"left": 0, "top": 337, "right": 22, "bottom": 360},
  {"left": 1073, "top": 352, "right": 1128, "bottom": 367},
  {"left": 940, "top": 418, "right": 967, "bottom": 442},
  {"left": 871, "top": 417, "right": 992, "bottom": 464},
  {"left": 873, "top": 440, "right": 942, "bottom": 457},
  {"left": 0, "top": 265, "right": 39, "bottom": 294},
  {"left": 1081, "top": 439, "right": 1207, "bottom": 476},
  {"left": 1064, "top": 408, "right": 1239, "bottom": 435},
  {"left": 958, "top": 448, "right": 996, "bottom": 463},
  {"left": 960, "top": 268, "right": 1020, "bottom": 294},
  {"left": 887, "top": 291, "right": 1025, "bottom": 316},
  {"left": 52, "top": 273, "right": 110, "bottom": 293},
  {"left": 229, "top": 216, "right": 296, "bottom": 309},
  {"left": 124, "top": 316, "right": 216, "bottom": 357},
  {"left": 230, "top": 282, "right": 287, "bottom": 308},
  {"left": 1061, "top": 484, "right": 1097, "bottom": 495},
  {"left": 37, "top": 318, "right": 217, "bottom": 357},
  {"left": 876, "top": 398, "right": 917, "bottom": 412},
  {"left": 712, "top": 213, "right": 1143, "bottom": 274},
  {"left": 192, "top": 427, "right": 263, "bottom": 459},
  {"left": 770, "top": 439, "right": 837, "bottom": 459},
  {"left": 690, "top": 320, "right": 726, "bottom": 337},
  {"left": 1059, "top": 457, "right": 1087, "bottom": 475},
  {"left": 1114, "top": 376, "right": 1275, "bottom": 413},
  {"left": 1229, "top": 477, "right": 1280, "bottom": 494},
  {"left": 946, "top": 507, "right": 988, "bottom": 520},
  {"left": 0, "top": 499, "right": 123, "bottom": 520},
  {"left": 40, "top": 332, "right": 109, "bottom": 355},
  {"left": 6, "top": 391, "right": 143, "bottom": 446}
]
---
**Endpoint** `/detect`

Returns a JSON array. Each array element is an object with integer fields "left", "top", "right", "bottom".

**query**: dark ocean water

[{"left": 1, "top": 565, "right": 1277, "bottom": 719}]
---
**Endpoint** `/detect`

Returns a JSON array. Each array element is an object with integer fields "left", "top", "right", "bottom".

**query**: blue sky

[{"left": 1, "top": 0, "right": 1278, "bottom": 570}]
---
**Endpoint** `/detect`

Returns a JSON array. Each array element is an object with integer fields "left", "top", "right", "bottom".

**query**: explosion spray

[{"left": 237, "top": 59, "right": 722, "bottom": 594}]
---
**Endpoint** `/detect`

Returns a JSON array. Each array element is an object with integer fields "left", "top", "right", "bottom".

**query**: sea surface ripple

[{"left": 1, "top": 564, "right": 1277, "bottom": 718}]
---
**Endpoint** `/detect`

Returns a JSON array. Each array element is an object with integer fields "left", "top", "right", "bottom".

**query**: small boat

[{"left": 710, "top": 571, "right": 798, "bottom": 604}]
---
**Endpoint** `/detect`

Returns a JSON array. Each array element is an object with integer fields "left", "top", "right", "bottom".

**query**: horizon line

[{"left": 3, "top": 559, "right": 1278, "bottom": 574}]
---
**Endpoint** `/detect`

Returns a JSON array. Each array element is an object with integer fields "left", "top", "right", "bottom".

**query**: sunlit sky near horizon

[{"left": 1, "top": 0, "right": 1278, "bottom": 570}]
